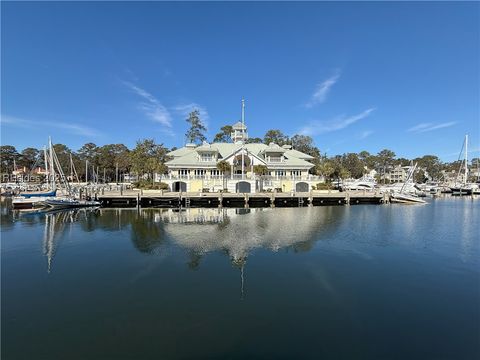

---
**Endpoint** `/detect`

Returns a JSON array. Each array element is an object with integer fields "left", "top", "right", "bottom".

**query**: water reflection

[
  {"left": 42, "top": 208, "right": 99, "bottom": 272},
  {"left": 156, "top": 207, "right": 338, "bottom": 263},
  {"left": 3, "top": 198, "right": 478, "bottom": 279},
  {"left": 5, "top": 205, "right": 341, "bottom": 274}
]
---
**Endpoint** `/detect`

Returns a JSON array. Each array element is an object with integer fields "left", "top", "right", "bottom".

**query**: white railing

[
  {"left": 267, "top": 158, "right": 284, "bottom": 163},
  {"left": 156, "top": 174, "right": 325, "bottom": 182}
]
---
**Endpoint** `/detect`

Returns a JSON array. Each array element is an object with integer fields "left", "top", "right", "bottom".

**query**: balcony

[{"left": 156, "top": 174, "right": 325, "bottom": 182}]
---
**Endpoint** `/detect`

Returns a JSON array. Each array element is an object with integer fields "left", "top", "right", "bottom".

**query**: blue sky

[{"left": 1, "top": 1, "right": 479, "bottom": 161}]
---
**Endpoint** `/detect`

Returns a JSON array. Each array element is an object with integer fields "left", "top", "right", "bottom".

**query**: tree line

[{"left": 1, "top": 110, "right": 478, "bottom": 183}]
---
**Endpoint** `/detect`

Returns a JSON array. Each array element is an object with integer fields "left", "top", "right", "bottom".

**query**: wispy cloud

[
  {"left": 173, "top": 103, "right": 209, "bottom": 129},
  {"left": 299, "top": 108, "right": 376, "bottom": 136},
  {"left": 123, "top": 81, "right": 172, "bottom": 127},
  {"left": 359, "top": 130, "right": 374, "bottom": 139},
  {"left": 407, "top": 121, "right": 457, "bottom": 133},
  {"left": 1, "top": 115, "right": 101, "bottom": 137},
  {"left": 305, "top": 70, "right": 341, "bottom": 108}
]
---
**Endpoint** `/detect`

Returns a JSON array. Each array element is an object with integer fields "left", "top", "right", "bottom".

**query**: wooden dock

[{"left": 94, "top": 190, "right": 390, "bottom": 208}]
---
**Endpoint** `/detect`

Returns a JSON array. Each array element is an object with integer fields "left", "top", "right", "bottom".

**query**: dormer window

[{"left": 200, "top": 153, "right": 214, "bottom": 162}]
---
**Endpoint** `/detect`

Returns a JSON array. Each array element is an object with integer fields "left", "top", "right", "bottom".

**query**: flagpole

[{"left": 241, "top": 99, "right": 245, "bottom": 180}]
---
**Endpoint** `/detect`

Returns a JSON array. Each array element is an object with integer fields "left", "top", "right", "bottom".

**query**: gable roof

[
  {"left": 167, "top": 147, "right": 194, "bottom": 157},
  {"left": 165, "top": 142, "right": 315, "bottom": 169},
  {"left": 285, "top": 149, "right": 315, "bottom": 160},
  {"left": 232, "top": 121, "right": 246, "bottom": 130}
]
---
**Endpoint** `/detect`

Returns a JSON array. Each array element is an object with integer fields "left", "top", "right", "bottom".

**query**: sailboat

[
  {"left": 42, "top": 138, "right": 100, "bottom": 209},
  {"left": 473, "top": 158, "right": 480, "bottom": 195},
  {"left": 388, "top": 163, "right": 426, "bottom": 204},
  {"left": 450, "top": 135, "right": 475, "bottom": 196},
  {"left": 13, "top": 146, "right": 57, "bottom": 209},
  {"left": 13, "top": 138, "right": 100, "bottom": 210}
]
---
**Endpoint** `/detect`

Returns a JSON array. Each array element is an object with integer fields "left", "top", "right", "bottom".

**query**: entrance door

[
  {"left": 236, "top": 181, "right": 251, "bottom": 193},
  {"left": 295, "top": 182, "right": 309, "bottom": 192},
  {"left": 172, "top": 181, "right": 187, "bottom": 192}
]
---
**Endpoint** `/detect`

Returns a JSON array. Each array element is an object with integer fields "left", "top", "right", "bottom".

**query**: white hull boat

[
  {"left": 390, "top": 193, "right": 426, "bottom": 204},
  {"left": 342, "top": 176, "right": 376, "bottom": 191},
  {"left": 12, "top": 196, "right": 49, "bottom": 209}
]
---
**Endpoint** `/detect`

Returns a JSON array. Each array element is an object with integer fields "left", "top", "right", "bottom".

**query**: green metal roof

[{"left": 165, "top": 142, "right": 314, "bottom": 169}]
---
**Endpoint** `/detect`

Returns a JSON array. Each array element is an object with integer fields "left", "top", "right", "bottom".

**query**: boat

[
  {"left": 342, "top": 175, "right": 376, "bottom": 191},
  {"left": 44, "top": 198, "right": 100, "bottom": 209},
  {"left": 18, "top": 189, "right": 57, "bottom": 198},
  {"left": 37, "top": 137, "right": 100, "bottom": 209},
  {"left": 12, "top": 196, "right": 49, "bottom": 209},
  {"left": 12, "top": 144, "right": 57, "bottom": 209},
  {"left": 390, "top": 192, "right": 426, "bottom": 204},
  {"left": 380, "top": 182, "right": 426, "bottom": 197},
  {"left": 384, "top": 163, "right": 426, "bottom": 204},
  {"left": 450, "top": 134, "right": 474, "bottom": 196},
  {"left": 12, "top": 139, "right": 94, "bottom": 210}
]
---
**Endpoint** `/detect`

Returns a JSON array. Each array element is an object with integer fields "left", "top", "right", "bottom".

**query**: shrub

[
  {"left": 133, "top": 180, "right": 169, "bottom": 190},
  {"left": 314, "top": 183, "right": 333, "bottom": 190}
]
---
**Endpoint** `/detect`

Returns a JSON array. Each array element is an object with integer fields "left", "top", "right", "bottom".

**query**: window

[
  {"left": 194, "top": 169, "right": 206, "bottom": 176},
  {"left": 275, "top": 170, "right": 286, "bottom": 177},
  {"left": 290, "top": 170, "right": 301, "bottom": 176},
  {"left": 200, "top": 153, "right": 214, "bottom": 162},
  {"left": 268, "top": 156, "right": 282, "bottom": 163},
  {"left": 179, "top": 169, "right": 190, "bottom": 176},
  {"left": 210, "top": 169, "right": 221, "bottom": 176}
]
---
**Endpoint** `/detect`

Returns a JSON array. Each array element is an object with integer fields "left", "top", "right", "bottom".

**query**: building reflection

[
  {"left": 158, "top": 207, "right": 337, "bottom": 259},
  {"left": 154, "top": 207, "right": 340, "bottom": 298},
  {"left": 14, "top": 206, "right": 340, "bottom": 275}
]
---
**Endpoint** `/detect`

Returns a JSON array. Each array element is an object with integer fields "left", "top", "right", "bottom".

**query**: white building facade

[{"left": 157, "top": 122, "right": 322, "bottom": 193}]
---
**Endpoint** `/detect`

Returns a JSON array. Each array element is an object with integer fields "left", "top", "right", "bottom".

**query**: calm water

[{"left": 1, "top": 198, "right": 479, "bottom": 359}]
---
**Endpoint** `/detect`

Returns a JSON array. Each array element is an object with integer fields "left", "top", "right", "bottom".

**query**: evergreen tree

[
  {"left": 213, "top": 125, "right": 233, "bottom": 143},
  {"left": 185, "top": 110, "right": 207, "bottom": 144},
  {"left": 0, "top": 145, "right": 19, "bottom": 174},
  {"left": 263, "top": 129, "right": 289, "bottom": 146},
  {"left": 130, "top": 139, "right": 169, "bottom": 181}
]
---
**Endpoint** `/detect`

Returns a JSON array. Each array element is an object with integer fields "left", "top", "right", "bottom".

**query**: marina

[
  {"left": 1, "top": 197, "right": 479, "bottom": 359},
  {"left": 2, "top": 2, "right": 479, "bottom": 358}
]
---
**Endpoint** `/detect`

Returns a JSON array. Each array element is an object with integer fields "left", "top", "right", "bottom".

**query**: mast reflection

[
  {"left": 41, "top": 208, "right": 99, "bottom": 272},
  {"left": 33, "top": 206, "right": 340, "bottom": 276}
]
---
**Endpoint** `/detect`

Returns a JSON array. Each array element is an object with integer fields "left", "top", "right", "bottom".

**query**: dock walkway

[{"left": 94, "top": 189, "right": 390, "bottom": 208}]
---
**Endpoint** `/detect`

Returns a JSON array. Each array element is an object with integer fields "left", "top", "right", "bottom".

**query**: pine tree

[{"left": 185, "top": 110, "right": 207, "bottom": 144}]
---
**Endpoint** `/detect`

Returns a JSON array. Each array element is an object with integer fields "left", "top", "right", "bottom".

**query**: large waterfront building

[
  {"left": 157, "top": 121, "right": 322, "bottom": 193},
  {"left": 388, "top": 165, "right": 411, "bottom": 183}
]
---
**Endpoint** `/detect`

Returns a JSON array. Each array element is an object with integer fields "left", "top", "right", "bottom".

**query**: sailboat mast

[
  {"left": 70, "top": 153, "right": 73, "bottom": 180},
  {"left": 85, "top": 160, "right": 88, "bottom": 183},
  {"left": 49, "top": 138, "right": 56, "bottom": 191},
  {"left": 44, "top": 146, "right": 49, "bottom": 189},
  {"left": 464, "top": 134, "right": 468, "bottom": 185},
  {"left": 241, "top": 99, "right": 245, "bottom": 180}
]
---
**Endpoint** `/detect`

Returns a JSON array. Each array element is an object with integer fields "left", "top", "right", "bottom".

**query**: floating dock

[{"left": 95, "top": 190, "right": 390, "bottom": 208}]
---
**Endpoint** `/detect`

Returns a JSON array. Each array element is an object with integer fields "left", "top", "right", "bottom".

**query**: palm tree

[
  {"left": 216, "top": 160, "right": 231, "bottom": 190},
  {"left": 253, "top": 165, "right": 269, "bottom": 192}
]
